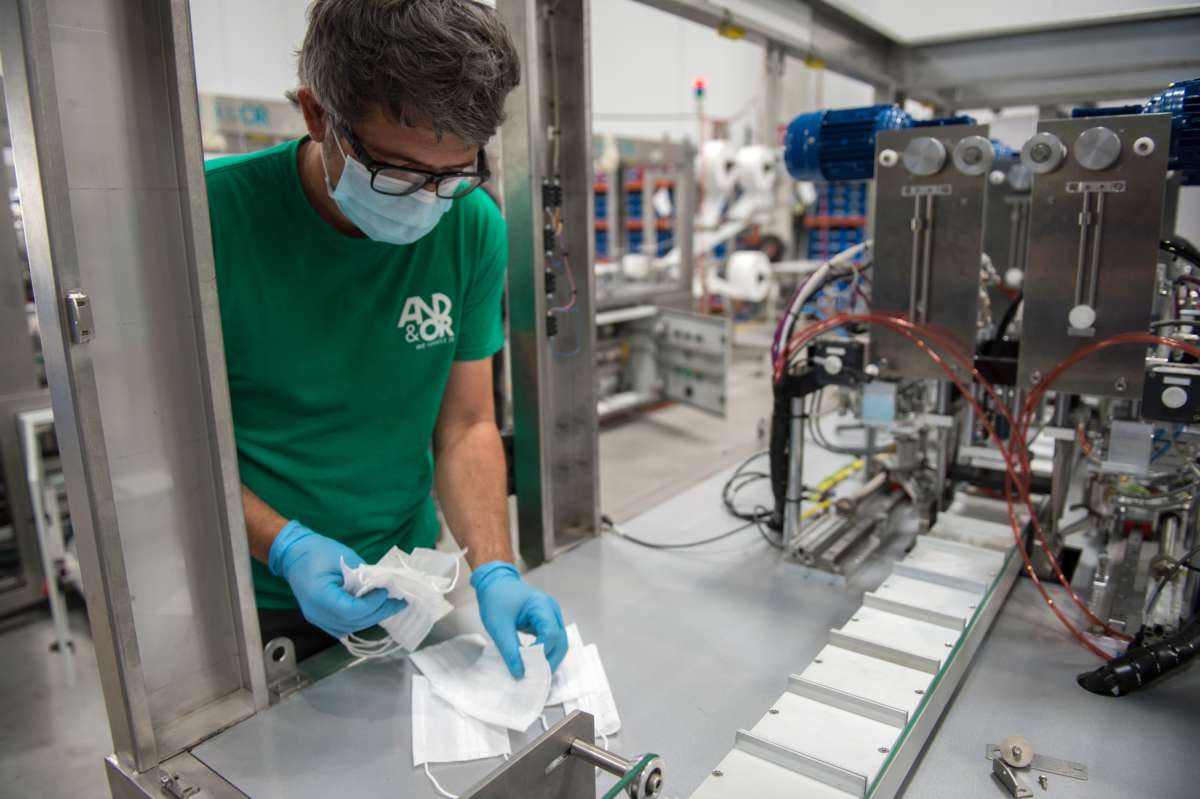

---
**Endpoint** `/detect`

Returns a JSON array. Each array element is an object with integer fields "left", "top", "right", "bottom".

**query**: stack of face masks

[
  {"left": 339, "top": 546, "right": 463, "bottom": 657},
  {"left": 410, "top": 623, "right": 622, "bottom": 795}
]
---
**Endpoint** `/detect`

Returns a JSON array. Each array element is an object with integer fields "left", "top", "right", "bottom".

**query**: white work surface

[{"left": 192, "top": 459, "right": 1198, "bottom": 798}]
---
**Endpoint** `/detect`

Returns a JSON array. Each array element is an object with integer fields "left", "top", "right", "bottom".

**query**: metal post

[
  {"left": 498, "top": 0, "right": 598, "bottom": 566},
  {"left": 783, "top": 396, "right": 806, "bottom": 549},
  {"left": 762, "top": 42, "right": 784, "bottom": 147},
  {"left": 2, "top": 0, "right": 266, "bottom": 777},
  {"left": 1037, "top": 393, "right": 1076, "bottom": 577}
]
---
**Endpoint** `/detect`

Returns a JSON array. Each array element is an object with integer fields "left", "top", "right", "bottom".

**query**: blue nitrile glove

[
  {"left": 471, "top": 561, "right": 567, "bottom": 678},
  {"left": 268, "top": 521, "right": 406, "bottom": 639}
]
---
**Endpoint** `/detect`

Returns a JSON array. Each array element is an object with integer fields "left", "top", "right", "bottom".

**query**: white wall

[{"left": 190, "top": 0, "right": 306, "bottom": 100}]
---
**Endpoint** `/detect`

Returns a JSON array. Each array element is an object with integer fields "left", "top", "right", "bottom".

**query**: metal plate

[
  {"left": 1016, "top": 115, "right": 1171, "bottom": 398},
  {"left": 987, "top": 745, "right": 1089, "bottom": 781},
  {"left": 634, "top": 307, "right": 731, "bottom": 416},
  {"left": 871, "top": 125, "right": 990, "bottom": 380},
  {"left": 463, "top": 711, "right": 595, "bottom": 799}
]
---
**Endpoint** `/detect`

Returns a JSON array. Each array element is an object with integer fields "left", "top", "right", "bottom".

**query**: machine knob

[
  {"left": 824, "top": 355, "right": 844, "bottom": 376},
  {"left": 952, "top": 135, "right": 994, "bottom": 176},
  {"left": 902, "top": 136, "right": 947, "bottom": 176},
  {"left": 1068, "top": 304, "right": 1096, "bottom": 330},
  {"left": 1162, "top": 386, "right": 1189, "bottom": 410},
  {"left": 1021, "top": 132, "right": 1067, "bottom": 174},
  {"left": 1074, "top": 126, "right": 1122, "bottom": 171}
]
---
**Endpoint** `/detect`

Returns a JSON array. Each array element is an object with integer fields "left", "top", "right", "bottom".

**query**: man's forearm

[
  {"left": 242, "top": 485, "right": 289, "bottom": 564},
  {"left": 434, "top": 420, "right": 514, "bottom": 568}
]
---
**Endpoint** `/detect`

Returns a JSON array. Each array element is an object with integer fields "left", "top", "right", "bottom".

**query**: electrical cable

[
  {"left": 1162, "top": 238, "right": 1200, "bottom": 270},
  {"left": 1144, "top": 543, "right": 1200, "bottom": 620},
  {"left": 995, "top": 293, "right": 1023, "bottom": 341},
  {"left": 604, "top": 516, "right": 760, "bottom": 549},
  {"left": 781, "top": 314, "right": 1172, "bottom": 657}
]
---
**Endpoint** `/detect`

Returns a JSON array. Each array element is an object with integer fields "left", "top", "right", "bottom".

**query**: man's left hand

[{"left": 471, "top": 561, "right": 567, "bottom": 678}]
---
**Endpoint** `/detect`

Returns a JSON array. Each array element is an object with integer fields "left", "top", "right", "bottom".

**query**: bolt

[
  {"left": 711, "top": 769, "right": 724, "bottom": 778},
  {"left": 813, "top": 658, "right": 823, "bottom": 664},
  {"left": 1030, "top": 142, "right": 1052, "bottom": 163},
  {"left": 768, "top": 708, "right": 780, "bottom": 715},
  {"left": 1012, "top": 746, "right": 1024, "bottom": 759},
  {"left": 1038, "top": 775, "right": 1049, "bottom": 790},
  {"left": 878, "top": 747, "right": 890, "bottom": 754},
  {"left": 914, "top": 689, "right": 925, "bottom": 695},
  {"left": 1030, "top": 370, "right": 1042, "bottom": 384},
  {"left": 961, "top": 146, "right": 983, "bottom": 165},
  {"left": 1115, "top": 377, "right": 1128, "bottom": 391}
]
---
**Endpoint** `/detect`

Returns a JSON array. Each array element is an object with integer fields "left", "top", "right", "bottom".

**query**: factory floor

[{"left": 0, "top": 335, "right": 773, "bottom": 799}]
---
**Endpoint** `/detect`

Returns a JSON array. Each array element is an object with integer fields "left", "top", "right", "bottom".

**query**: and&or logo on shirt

[{"left": 398, "top": 293, "right": 455, "bottom": 349}]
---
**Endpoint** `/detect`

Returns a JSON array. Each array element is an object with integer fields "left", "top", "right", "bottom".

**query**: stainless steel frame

[
  {"left": 498, "top": 0, "right": 600, "bottom": 566},
  {"left": 1, "top": 0, "right": 266, "bottom": 783},
  {"left": 1017, "top": 115, "right": 1171, "bottom": 398},
  {"left": 871, "top": 125, "right": 989, "bottom": 381},
  {"left": 594, "top": 135, "right": 695, "bottom": 312}
]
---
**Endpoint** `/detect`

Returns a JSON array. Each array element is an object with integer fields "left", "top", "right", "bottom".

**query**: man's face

[{"left": 297, "top": 87, "right": 480, "bottom": 191}]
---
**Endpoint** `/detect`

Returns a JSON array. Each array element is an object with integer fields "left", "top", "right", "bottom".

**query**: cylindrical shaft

[
  {"left": 570, "top": 739, "right": 633, "bottom": 777},
  {"left": 783, "top": 396, "right": 806, "bottom": 549}
]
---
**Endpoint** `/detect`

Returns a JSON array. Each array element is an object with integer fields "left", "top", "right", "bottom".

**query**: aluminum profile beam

[
  {"left": 498, "top": 0, "right": 599, "bottom": 566},
  {"left": 629, "top": 0, "right": 899, "bottom": 93},
  {"left": 901, "top": 13, "right": 1200, "bottom": 108}
]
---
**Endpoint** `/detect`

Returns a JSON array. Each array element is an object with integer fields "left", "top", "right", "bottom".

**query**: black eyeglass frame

[{"left": 336, "top": 122, "right": 491, "bottom": 199}]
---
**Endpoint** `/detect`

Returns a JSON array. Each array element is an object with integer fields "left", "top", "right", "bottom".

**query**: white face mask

[
  {"left": 411, "top": 674, "right": 511, "bottom": 766},
  {"left": 340, "top": 546, "right": 463, "bottom": 657},
  {"left": 545, "top": 624, "right": 586, "bottom": 704},
  {"left": 410, "top": 634, "right": 552, "bottom": 732},
  {"left": 557, "top": 644, "right": 621, "bottom": 737}
]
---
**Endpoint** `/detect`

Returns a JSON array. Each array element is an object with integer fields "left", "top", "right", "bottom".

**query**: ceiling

[{"left": 819, "top": 0, "right": 1200, "bottom": 44}]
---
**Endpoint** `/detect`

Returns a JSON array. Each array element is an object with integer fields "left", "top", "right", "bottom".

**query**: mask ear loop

[
  {"left": 423, "top": 762, "right": 460, "bottom": 799},
  {"left": 444, "top": 548, "right": 467, "bottom": 593}
]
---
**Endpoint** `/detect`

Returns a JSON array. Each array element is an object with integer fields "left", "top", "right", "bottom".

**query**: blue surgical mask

[{"left": 321, "top": 131, "right": 451, "bottom": 245}]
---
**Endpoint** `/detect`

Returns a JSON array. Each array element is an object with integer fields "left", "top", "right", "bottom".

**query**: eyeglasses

[{"left": 337, "top": 123, "right": 490, "bottom": 200}]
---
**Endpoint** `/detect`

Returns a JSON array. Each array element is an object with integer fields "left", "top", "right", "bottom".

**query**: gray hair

[{"left": 293, "top": 0, "right": 521, "bottom": 145}]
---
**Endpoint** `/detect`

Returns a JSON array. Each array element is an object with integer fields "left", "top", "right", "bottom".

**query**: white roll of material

[
  {"left": 713, "top": 250, "right": 772, "bottom": 303},
  {"left": 697, "top": 140, "right": 737, "bottom": 228},
  {"left": 621, "top": 253, "right": 652, "bottom": 280},
  {"left": 728, "top": 145, "right": 779, "bottom": 220}
]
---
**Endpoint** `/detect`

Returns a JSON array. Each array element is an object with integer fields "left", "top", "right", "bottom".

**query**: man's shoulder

[{"left": 205, "top": 140, "right": 298, "bottom": 201}]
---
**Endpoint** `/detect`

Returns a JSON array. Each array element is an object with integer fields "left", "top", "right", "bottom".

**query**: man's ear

[{"left": 295, "top": 87, "right": 329, "bottom": 143}]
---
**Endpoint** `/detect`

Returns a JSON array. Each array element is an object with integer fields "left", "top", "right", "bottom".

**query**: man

[{"left": 204, "top": 0, "right": 567, "bottom": 679}]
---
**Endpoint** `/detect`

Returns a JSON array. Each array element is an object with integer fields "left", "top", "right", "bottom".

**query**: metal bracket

[
  {"left": 987, "top": 744, "right": 1088, "bottom": 781},
  {"left": 263, "top": 637, "right": 305, "bottom": 703},
  {"left": 992, "top": 757, "right": 1034, "bottom": 797},
  {"left": 64, "top": 290, "right": 94, "bottom": 344},
  {"left": 158, "top": 770, "right": 204, "bottom": 799}
]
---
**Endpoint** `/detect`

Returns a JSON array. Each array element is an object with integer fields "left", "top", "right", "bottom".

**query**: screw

[
  {"left": 1012, "top": 746, "right": 1024, "bottom": 759},
  {"left": 814, "top": 658, "right": 823, "bottom": 664},
  {"left": 962, "top": 146, "right": 983, "bottom": 165},
  {"left": 768, "top": 708, "right": 780, "bottom": 715},
  {"left": 914, "top": 689, "right": 925, "bottom": 695},
  {"left": 1038, "top": 775, "right": 1049, "bottom": 790},
  {"left": 1030, "top": 142, "right": 1052, "bottom": 163},
  {"left": 711, "top": 770, "right": 724, "bottom": 778},
  {"left": 878, "top": 747, "right": 890, "bottom": 754},
  {"left": 1030, "top": 370, "right": 1042, "bottom": 384},
  {"left": 1115, "top": 377, "right": 1128, "bottom": 391}
]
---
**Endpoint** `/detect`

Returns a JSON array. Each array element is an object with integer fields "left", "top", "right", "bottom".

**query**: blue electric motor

[
  {"left": 1072, "top": 77, "right": 1199, "bottom": 184},
  {"left": 784, "top": 104, "right": 912, "bottom": 182},
  {"left": 1145, "top": 77, "right": 1200, "bottom": 184}
]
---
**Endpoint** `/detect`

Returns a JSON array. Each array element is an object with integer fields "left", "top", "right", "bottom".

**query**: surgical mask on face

[
  {"left": 410, "top": 633, "right": 552, "bottom": 732},
  {"left": 321, "top": 127, "right": 451, "bottom": 245},
  {"left": 340, "top": 546, "right": 464, "bottom": 657}
]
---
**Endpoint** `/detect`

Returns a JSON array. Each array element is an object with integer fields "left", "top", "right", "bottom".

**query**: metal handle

[{"left": 908, "top": 193, "right": 936, "bottom": 323}]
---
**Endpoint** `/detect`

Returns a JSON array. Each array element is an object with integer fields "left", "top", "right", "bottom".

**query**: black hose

[
  {"left": 995, "top": 292, "right": 1023, "bottom": 342},
  {"left": 1077, "top": 616, "right": 1200, "bottom": 696},
  {"left": 1162, "top": 237, "right": 1200, "bottom": 269}
]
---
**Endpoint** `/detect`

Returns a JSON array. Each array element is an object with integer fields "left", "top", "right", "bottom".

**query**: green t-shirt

[{"left": 205, "top": 138, "right": 507, "bottom": 609}]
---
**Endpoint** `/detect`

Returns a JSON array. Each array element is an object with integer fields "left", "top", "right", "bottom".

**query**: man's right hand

[{"left": 267, "top": 521, "right": 406, "bottom": 639}]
